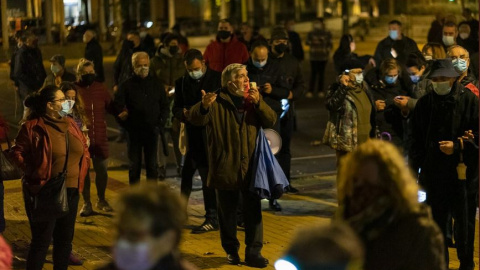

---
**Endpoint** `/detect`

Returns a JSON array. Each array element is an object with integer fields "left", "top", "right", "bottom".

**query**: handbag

[
  {"left": 0, "top": 133, "right": 23, "bottom": 181},
  {"left": 29, "top": 132, "right": 70, "bottom": 222}
]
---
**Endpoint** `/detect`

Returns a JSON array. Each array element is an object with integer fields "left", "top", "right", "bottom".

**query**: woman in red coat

[{"left": 75, "top": 58, "right": 114, "bottom": 216}]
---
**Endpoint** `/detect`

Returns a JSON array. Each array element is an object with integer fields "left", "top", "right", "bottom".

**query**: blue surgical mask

[
  {"left": 252, "top": 60, "right": 267, "bottom": 68},
  {"left": 452, "top": 58, "right": 468, "bottom": 74},
  {"left": 384, "top": 75, "right": 398, "bottom": 85},
  {"left": 189, "top": 69, "right": 204, "bottom": 80},
  {"left": 410, "top": 75, "right": 420, "bottom": 83},
  {"left": 354, "top": 73, "right": 364, "bottom": 84},
  {"left": 61, "top": 100, "right": 75, "bottom": 114},
  {"left": 389, "top": 30, "right": 398, "bottom": 40}
]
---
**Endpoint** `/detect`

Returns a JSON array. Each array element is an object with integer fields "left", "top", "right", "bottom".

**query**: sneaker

[
  {"left": 79, "top": 202, "right": 93, "bottom": 217},
  {"left": 318, "top": 92, "right": 326, "bottom": 98},
  {"left": 286, "top": 185, "right": 299, "bottom": 194},
  {"left": 96, "top": 199, "right": 113, "bottom": 212},
  {"left": 305, "top": 92, "right": 313, "bottom": 98},
  {"left": 68, "top": 252, "right": 83, "bottom": 266},
  {"left": 191, "top": 220, "right": 218, "bottom": 234}
]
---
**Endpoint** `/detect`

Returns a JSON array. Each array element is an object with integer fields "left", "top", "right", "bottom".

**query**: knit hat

[{"left": 270, "top": 26, "right": 289, "bottom": 41}]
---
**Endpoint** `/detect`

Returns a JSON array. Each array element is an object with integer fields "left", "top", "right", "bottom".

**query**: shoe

[
  {"left": 68, "top": 252, "right": 83, "bottom": 266},
  {"left": 245, "top": 255, "right": 269, "bottom": 268},
  {"left": 305, "top": 92, "right": 313, "bottom": 98},
  {"left": 79, "top": 202, "right": 93, "bottom": 217},
  {"left": 286, "top": 185, "right": 299, "bottom": 194},
  {"left": 158, "top": 166, "right": 166, "bottom": 180},
  {"left": 227, "top": 253, "right": 241, "bottom": 265},
  {"left": 318, "top": 92, "right": 326, "bottom": 98},
  {"left": 269, "top": 200, "right": 282, "bottom": 211},
  {"left": 191, "top": 220, "right": 218, "bottom": 234},
  {"left": 96, "top": 199, "right": 113, "bottom": 212}
]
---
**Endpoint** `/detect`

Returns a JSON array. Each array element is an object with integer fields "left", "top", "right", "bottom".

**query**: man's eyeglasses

[{"left": 51, "top": 98, "right": 66, "bottom": 103}]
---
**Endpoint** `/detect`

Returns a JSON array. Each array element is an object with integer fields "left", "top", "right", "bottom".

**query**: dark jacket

[
  {"left": 150, "top": 49, "right": 185, "bottom": 87},
  {"left": 188, "top": 89, "right": 277, "bottom": 190},
  {"left": 269, "top": 53, "right": 306, "bottom": 101},
  {"left": 114, "top": 74, "right": 169, "bottom": 132},
  {"left": 113, "top": 40, "right": 148, "bottom": 86},
  {"left": 203, "top": 36, "right": 249, "bottom": 72},
  {"left": 287, "top": 31, "right": 304, "bottom": 61},
  {"left": 85, "top": 39, "right": 105, "bottom": 82},
  {"left": 306, "top": 29, "right": 332, "bottom": 61},
  {"left": 44, "top": 70, "right": 77, "bottom": 87},
  {"left": 13, "top": 45, "right": 47, "bottom": 95},
  {"left": 10, "top": 117, "right": 90, "bottom": 195},
  {"left": 246, "top": 58, "right": 290, "bottom": 114},
  {"left": 410, "top": 82, "right": 479, "bottom": 190},
  {"left": 373, "top": 35, "right": 420, "bottom": 65},
  {"left": 76, "top": 81, "right": 113, "bottom": 159}
]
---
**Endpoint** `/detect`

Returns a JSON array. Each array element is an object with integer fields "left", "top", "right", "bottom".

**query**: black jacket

[
  {"left": 410, "top": 82, "right": 479, "bottom": 190},
  {"left": 113, "top": 40, "right": 148, "bottom": 85},
  {"left": 13, "top": 45, "right": 47, "bottom": 94},
  {"left": 246, "top": 58, "right": 290, "bottom": 114},
  {"left": 269, "top": 52, "right": 306, "bottom": 101},
  {"left": 373, "top": 35, "right": 420, "bottom": 65},
  {"left": 114, "top": 74, "right": 169, "bottom": 131},
  {"left": 85, "top": 39, "right": 105, "bottom": 82}
]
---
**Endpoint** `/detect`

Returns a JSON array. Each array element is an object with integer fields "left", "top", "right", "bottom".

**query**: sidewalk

[{"left": 2, "top": 168, "right": 478, "bottom": 270}]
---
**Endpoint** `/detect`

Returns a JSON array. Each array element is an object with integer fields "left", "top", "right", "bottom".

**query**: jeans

[
  {"left": 127, "top": 128, "right": 158, "bottom": 184},
  {"left": 24, "top": 188, "right": 79, "bottom": 270},
  {"left": 216, "top": 189, "right": 263, "bottom": 257},
  {"left": 309, "top": 60, "right": 328, "bottom": 93},
  {"left": 82, "top": 157, "right": 108, "bottom": 202}
]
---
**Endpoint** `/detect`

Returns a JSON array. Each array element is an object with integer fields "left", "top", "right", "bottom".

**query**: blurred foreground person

[
  {"left": 98, "top": 183, "right": 196, "bottom": 270},
  {"left": 274, "top": 223, "right": 364, "bottom": 270},
  {"left": 338, "top": 140, "right": 445, "bottom": 270}
]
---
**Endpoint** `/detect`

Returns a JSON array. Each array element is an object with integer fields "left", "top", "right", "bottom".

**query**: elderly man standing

[
  {"left": 410, "top": 59, "right": 478, "bottom": 270},
  {"left": 114, "top": 52, "right": 169, "bottom": 184},
  {"left": 189, "top": 64, "right": 276, "bottom": 268},
  {"left": 447, "top": 45, "right": 479, "bottom": 95}
]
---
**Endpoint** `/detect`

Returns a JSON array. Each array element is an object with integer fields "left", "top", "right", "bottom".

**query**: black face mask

[
  {"left": 217, "top": 30, "right": 231, "bottom": 40},
  {"left": 81, "top": 74, "right": 96, "bottom": 85},
  {"left": 274, "top": 43, "right": 287, "bottom": 54},
  {"left": 169, "top": 46, "right": 179, "bottom": 55}
]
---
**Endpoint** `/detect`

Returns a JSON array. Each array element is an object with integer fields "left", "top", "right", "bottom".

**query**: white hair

[
  {"left": 132, "top": 51, "right": 150, "bottom": 66},
  {"left": 221, "top": 63, "right": 246, "bottom": 87}
]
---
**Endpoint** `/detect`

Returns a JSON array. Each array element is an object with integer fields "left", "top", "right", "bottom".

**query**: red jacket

[
  {"left": 76, "top": 81, "right": 113, "bottom": 159},
  {"left": 203, "top": 36, "right": 249, "bottom": 72},
  {"left": 10, "top": 117, "right": 90, "bottom": 195}
]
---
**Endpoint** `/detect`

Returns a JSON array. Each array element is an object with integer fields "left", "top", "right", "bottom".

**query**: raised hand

[{"left": 201, "top": 90, "right": 217, "bottom": 109}]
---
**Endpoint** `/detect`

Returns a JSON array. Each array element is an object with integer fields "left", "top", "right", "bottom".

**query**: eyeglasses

[{"left": 51, "top": 98, "right": 66, "bottom": 103}]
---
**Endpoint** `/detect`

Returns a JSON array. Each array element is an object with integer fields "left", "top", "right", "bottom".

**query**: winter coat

[
  {"left": 76, "top": 81, "right": 113, "bottom": 159},
  {"left": 203, "top": 36, "right": 249, "bottom": 72},
  {"left": 85, "top": 39, "right": 105, "bottom": 82},
  {"left": 150, "top": 49, "right": 185, "bottom": 87},
  {"left": 323, "top": 82, "right": 376, "bottom": 152},
  {"left": 10, "top": 117, "right": 90, "bottom": 195},
  {"left": 188, "top": 88, "right": 277, "bottom": 190},
  {"left": 13, "top": 45, "right": 47, "bottom": 95},
  {"left": 373, "top": 35, "right": 421, "bottom": 65}
]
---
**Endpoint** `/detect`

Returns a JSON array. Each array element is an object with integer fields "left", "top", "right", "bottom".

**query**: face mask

[
  {"left": 231, "top": 82, "right": 247, "bottom": 97},
  {"left": 354, "top": 73, "right": 364, "bottom": 84},
  {"left": 217, "top": 30, "right": 231, "bottom": 40},
  {"left": 432, "top": 81, "right": 452, "bottom": 95},
  {"left": 169, "top": 46, "right": 179, "bottom": 55},
  {"left": 424, "top": 55, "right": 433, "bottom": 61},
  {"left": 189, "top": 69, "right": 204, "bottom": 80},
  {"left": 389, "top": 30, "right": 398, "bottom": 40},
  {"left": 410, "top": 75, "right": 420, "bottom": 83},
  {"left": 51, "top": 65, "right": 61, "bottom": 75},
  {"left": 384, "top": 75, "right": 398, "bottom": 85},
  {"left": 452, "top": 58, "right": 468, "bottom": 74},
  {"left": 134, "top": 66, "right": 149, "bottom": 77},
  {"left": 81, "top": 74, "right": 96, "bottom": 85},
  {"left": 113, "top": 239, "right": 155, "bottom": 270},
  {"left": 61, "top": 100, "right": 75, "bottom": 114},
  {"left": 274, "top": 43, "right": 287, "bottom": 54},
  {"left": 459, "top": 32, "right": 469, "bottom": 39},
  {"left": 350, "top": 42, "right": 356, "bottom": 52},
  {"left": 442, "top": 35, "right": 455, "bottom": 47},
  {"left": 252, "top": 59, "right": 267, "bottom": 68},
  {"left": 139, "top": 31, "right": 147, "bottom": 39}
]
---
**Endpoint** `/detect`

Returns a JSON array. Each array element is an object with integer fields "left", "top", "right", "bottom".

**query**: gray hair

[
  {"left": 221, "top": 63, "right": 246, "bottom": 87},
  {"left": 132, "top": 51, "right": 150, "bottom": 66},
  {"left": 447, "top": 45, "right": 470, "bottom": 59}
]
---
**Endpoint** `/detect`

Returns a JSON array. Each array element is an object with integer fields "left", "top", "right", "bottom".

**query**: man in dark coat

[
  {"left": 410, "top": 59, "right": 479, "bottom": 270},
  {"left": 373, "top": 20, "right": 421, "bottom": 65},
  {"left": 114, "top": 52, "right": 169, "bottom": 184},
  {"left": 83, "top": 30, "right": 105, "bottom": 82},
  {"left": 173, "top": 49, "right": 220, "bottom": 234}
]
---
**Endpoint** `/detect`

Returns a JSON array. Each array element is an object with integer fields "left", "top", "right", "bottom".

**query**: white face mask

[
  {"left": 113, "top": 239, "right": 155, "bottom": 270},
  {"left": 442, "top": 35, "right": 455, "bottom": 47},
  {"left": 231, "top": 82, "right": 245, "bottom": 97},
  {"left": 61, "top": 100, "right": 75, "bottom": 114},
  {"left": 134, "top": 66, "right": 149, "bottom": 77},
  {"left": 189, "top": 69, "right": 204, "bottom": 80},
  {"left": 354, "top": 73, "right": 364, "bottom": 85},
  {"left": 432, "top": 81, "right": 452, "bottom": 95}
]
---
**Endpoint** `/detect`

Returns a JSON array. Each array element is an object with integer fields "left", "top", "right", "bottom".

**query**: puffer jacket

[
  {"left": 188, "top": 88, "right": 277, "bottom": 190},
  {"left": 203, "top": 36, "right": 249, "bottom": 73},
  {"left": 323, "top": 82, "right": 376, "bottom": 152},
  {"left": 76, "top": 81, "right": 113, "bottom": 159},
  {"left": 10, "top": 117, "right": 90, "bottom": 195}
]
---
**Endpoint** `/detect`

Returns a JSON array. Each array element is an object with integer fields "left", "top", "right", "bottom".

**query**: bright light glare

[
  {"left": 145, "top": 21, "right": 153, "bottom": 28},
  {"left": 274, "top": 259, "right": 298, "bottom": 270},
  {"left": 418, "top": 190, "right": 426, "bottom": 203}
]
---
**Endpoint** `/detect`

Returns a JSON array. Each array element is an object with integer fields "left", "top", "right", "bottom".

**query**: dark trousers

[
  {"left": 82, "top": 157, "right": 108, "bottom": 202},
  {"left": 180, "top": 151, "right": 217, "bottom": 221},
  {"left": 426, "top": 180, "right": 473, "bottom": 267},
  {"left": 275, "top": 115, "right": 293, "bottom": 182},
  {"left": 24, "top": 188, "right": 79, "bottom": 270},
  {"left": 127, "top": 129, "right": 158, "bottom": 184},
  {"left": 309, "top": 60, "right": 328, "bottom": 93},
  {"left": 216, "top": 189, "right": 263, "bottom": 257}
]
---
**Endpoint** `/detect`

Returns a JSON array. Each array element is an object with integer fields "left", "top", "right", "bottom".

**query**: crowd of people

[{"left": 0, "top": 8, "right": 478, "bottom": 270}]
